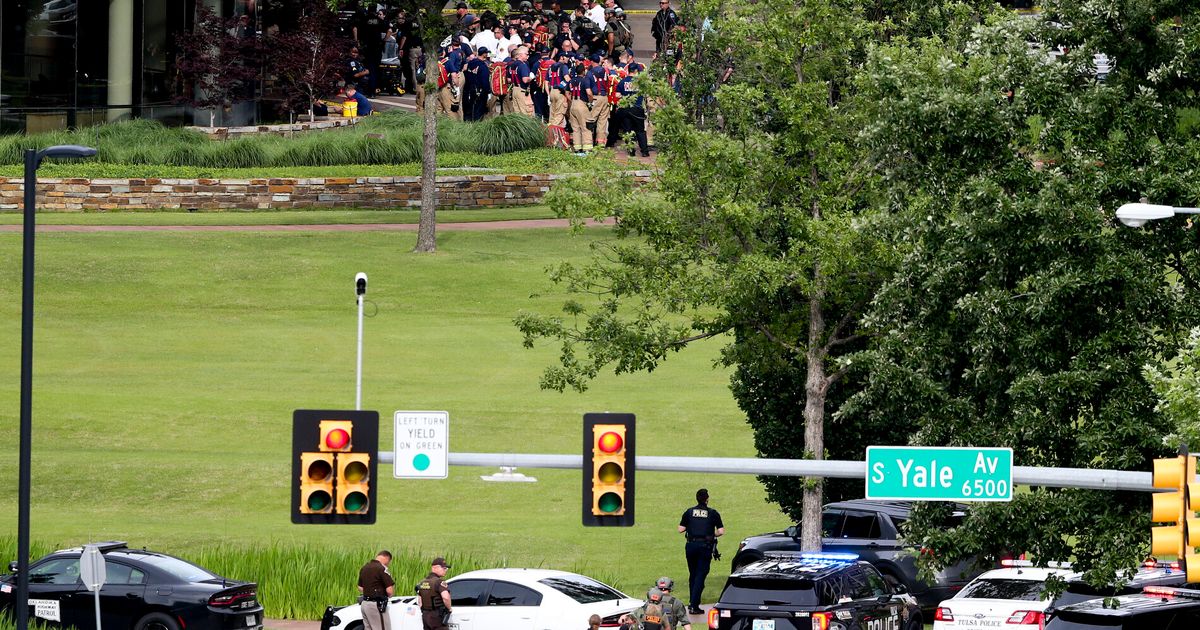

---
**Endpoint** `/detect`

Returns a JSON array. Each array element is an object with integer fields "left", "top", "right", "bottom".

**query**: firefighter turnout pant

[
  {"left": 569, "top": 99, "right": 594, "bottom": 150},
  {"left": 589, "top": 99, "right": 611, "bottom": 146},
  {"left": 506, "top": 85, "right": 534, "bottom": 117},
  {"left": 548, "top": 89, "right": 569, "bottom": 127}
]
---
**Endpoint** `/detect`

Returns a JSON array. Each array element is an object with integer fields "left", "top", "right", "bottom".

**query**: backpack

[
  {"left": 490, "top": 61, "right": 510, "bottom": 96},
  {"left": 536, "top": 59, "right": 554, "bottom": 90},
  {"left": 437, "top": 59, "right": 450, "bottom": 88},
  {"left": 616, "top": 21, "right": 633, "bottom": 49},
  {"left": 640, "top": 603, "right": 670, "bottom": 630}
]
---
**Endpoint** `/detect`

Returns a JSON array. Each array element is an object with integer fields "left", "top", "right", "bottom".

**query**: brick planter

[{"left": 0, "top": 171, "right": 654, "bottom": 212}]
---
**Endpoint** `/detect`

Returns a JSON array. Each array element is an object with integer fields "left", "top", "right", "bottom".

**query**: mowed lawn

[{"left": 0, "top": 223, "right": 790, "bottom": 608}]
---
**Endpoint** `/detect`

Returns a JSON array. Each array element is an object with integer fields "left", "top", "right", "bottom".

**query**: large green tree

[
  {"left": 845, "top": 1, "right": 1200, "bottom": 584},
  {"left": 517, "top": 0, "right": 900, "bottom": 550}
]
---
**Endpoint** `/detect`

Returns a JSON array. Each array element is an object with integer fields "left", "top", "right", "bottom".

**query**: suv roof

[
  {"left": 54, "top": 541, "right": 129, "bottom": 554},
  {"left": 732, "top": 553, "right": 866, "bottom": 581},
  {"left": 824, "top": 499, "right": 969, "bottom": 517},
  {"left": 1055, "top": 587, "right": 1200, "bottom": 617}
]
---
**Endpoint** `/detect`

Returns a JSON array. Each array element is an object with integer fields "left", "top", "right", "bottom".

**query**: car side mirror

[
  {"left": 8, "top": 561, "right": 17, "bottom": 574},
  {"left": 891, "top": 583, "right": 908, "bottom": 595},
  {"left": 786, "top": 525, "right": 799, "bottom": 539}
]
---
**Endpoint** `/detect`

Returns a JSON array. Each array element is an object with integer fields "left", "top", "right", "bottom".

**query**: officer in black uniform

[
  {"left": 357, "top": 550, "right": 394, "bottom": 630},
  {"left": 678, "top": 488, "right": 724, "bottom": 615}
]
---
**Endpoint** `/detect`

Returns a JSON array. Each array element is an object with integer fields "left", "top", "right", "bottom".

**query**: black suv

[
  {"left": 708, "top": 552, "right": 922, "bottom": 630},
  {"left": 1045, "top": 585, "right": 1200, "bottom": 629},
  {"left": 1049, "top": 563, "right": 1187, "bottom": 610},
  {"left": 0, "top": 541, "right": 262, "bottom": 630},
  {"left": 730, "top": 500, "right": 982, "bottom": 611}
]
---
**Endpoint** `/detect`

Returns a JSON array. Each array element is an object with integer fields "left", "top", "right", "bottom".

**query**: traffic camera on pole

[
  {"left": 1151, "top": 446, "right": 1200, "bottom": 581},
  {"left": 582, "top": 412, "right": 635, "bottom": 527},
  {"left": 292, "top": 410, "right": 379, "bottom": 524}
]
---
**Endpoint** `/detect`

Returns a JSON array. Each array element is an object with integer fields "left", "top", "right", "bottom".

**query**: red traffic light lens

[
  {"left": 325, "top": 428, "right": 351, "bottom": 450},
  {"left": 597, "top": 431, "right": 623, "bottom": 453}
]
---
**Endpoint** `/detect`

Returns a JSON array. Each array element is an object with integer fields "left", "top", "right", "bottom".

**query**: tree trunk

[
  {"left": 413, "top": 54, "right": 439, "bottom": 253},
  {"left": 799, "top": 272, "right": 827, "bottom": 552}
]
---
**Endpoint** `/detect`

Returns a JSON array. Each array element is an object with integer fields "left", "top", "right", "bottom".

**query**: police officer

[
  {"left": 652, "top": 577, "right": 690, "bottom": 630},
  {"left": 678, "top": 488, "right": 723, "bottom": 615},
  {"left": 357, "top": 551, "right": 394, "bottom": 630},
  {"left": 417, "top": 557, "right": 453, "bottom": 630}
]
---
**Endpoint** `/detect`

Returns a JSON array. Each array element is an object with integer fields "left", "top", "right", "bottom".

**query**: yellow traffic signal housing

[
  {"left": 582, "top": 413, "right": 635, "bottom": 527},
  {"left": 293, "top": 410, "right": 379, "bottom": 525},
  {"left": 1150, "top": 454, "right": 1200, "bottom": 581},
  {"left": 337, "top": 452, "right": 371, "bottom": 514},
  {"left": 319, "top": 420, "right": 354, "bottom": 452},
  {"left": 591, "top": 424, "right": 627, "bottom": 516},
  {"left": 299, "top": 452, "right": 335, "bottom": 514}
]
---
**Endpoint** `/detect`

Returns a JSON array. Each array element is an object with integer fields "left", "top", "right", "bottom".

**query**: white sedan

[
  {"left": 933, "top": 561, "right": 1076, "bottom": 629},
  {"left": 320, "top": 568, "right": 643, "bottom": 630}
]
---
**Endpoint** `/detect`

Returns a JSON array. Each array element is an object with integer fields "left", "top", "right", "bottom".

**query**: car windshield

[
  {"left": 539, "top": 576, "right": 626, "bottom": 604},
  {"left": 719, "top": 578, "right": 822, "bottom": 606},
  {"left": 958, "top": 578, "right": 1047, "bottom": 601},
  {"left": 132, "top": 555, "right": 217, "bottom": 582}
]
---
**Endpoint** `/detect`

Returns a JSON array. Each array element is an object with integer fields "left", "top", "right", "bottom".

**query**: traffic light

[
  {"left": 292, "top": 410, "right": 379, "bottom": 524},
  {"left": 1150, "top": 450, "right": 1200, "bottom": 581},
  {"left": 582, "top": 412, "right": 634, "bottom": 527}
]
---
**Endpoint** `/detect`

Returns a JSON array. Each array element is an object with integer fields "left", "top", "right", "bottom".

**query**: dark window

[
  {"left": 718, "top": 578, "right": 821, "bottom": 607},
  {"left": 103, "top": 563, "right": 146, "bottom": 586},
  {"left": 486, "top": 581, "right": 542, "bottom": 606},
  {"left": 843, "top": 567, "right": 875, "bottom": 600},
  {"left": 959, "top": 579, "right": 1047, "bottom": 602},
  {"left": 448, "top": 579, "right": 489, "bottom": 607},
  {"left": 862, "top": 566, "right": 888, "bottom": 598},
  {"left": 840, "top": 511, "right": 880, "bottom": 539},
  {"left": 130, "top": 555, "right": 215, "bottom": 582},
  {"left": 29, "top": 558, "right": 80, "bottom": 585},
  {"left": 538, "top": 576, "right": 625, "bottom": 604},
  {"left": 821, "top": 511, "right": 844, "bottom": 538},
  {"left": 888, "top": 516, "right": 906, "bottom": 538}
]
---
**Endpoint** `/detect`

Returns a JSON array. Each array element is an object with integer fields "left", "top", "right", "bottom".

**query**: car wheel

[
  {"left": 134, "top": 613, "right": 180, "bottom": 630},
  {"left": 346, "top": 622, "right": 364, "bottom": 630}
]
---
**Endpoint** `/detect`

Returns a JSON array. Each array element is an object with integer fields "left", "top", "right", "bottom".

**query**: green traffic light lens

[
  {"left": 598, "top": 492, "right": 623, "bottom": 513},
  {"left": 308, "top": 490, "right": 332, "bottom": 511},
  {"left": 307, "top": 459, "right": 332, "bottom": 482},
  {"left": 344, "top": 461, "right": 369, "bottom": 483},
  {"left": 344, "top": 491, "right": 368, "bottom": 513},
  {"left": 598, "top": 462, "right": 623, "bottom": 484}
]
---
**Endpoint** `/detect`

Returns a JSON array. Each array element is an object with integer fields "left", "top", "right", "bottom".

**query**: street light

[
  {"left": 18, "top": 145, "right": 96, "bottom": 630},
  {"left": 1116, "top": 203, "right": 1200, "bottom": 228}
]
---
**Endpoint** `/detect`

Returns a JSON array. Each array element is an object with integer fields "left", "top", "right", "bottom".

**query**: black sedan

[{"left": 0, "top": 541, "right": 262, "bottom": 630}]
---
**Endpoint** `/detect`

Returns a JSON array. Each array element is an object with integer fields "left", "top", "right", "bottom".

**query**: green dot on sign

[{"left": 413, "top": 453, "right": 431, "bottom": 471}]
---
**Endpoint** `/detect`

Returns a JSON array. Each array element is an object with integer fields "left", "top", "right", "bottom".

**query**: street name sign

[
  {"left": 394, "top": 410, "right": 449, "bottom": 479},
  {"left": 866, "top": 446, "right": 1013, "bottom": 501}
]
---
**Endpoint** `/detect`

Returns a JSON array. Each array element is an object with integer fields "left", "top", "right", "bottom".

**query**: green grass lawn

[
  {"left": 0, "top": 224, "right": 789, "bottom": 615},
  {"left": 0, "top": 206, "right": 558, "bottom": 226}
]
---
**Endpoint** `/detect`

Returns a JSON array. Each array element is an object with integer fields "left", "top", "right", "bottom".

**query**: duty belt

[{"left": 687, "top": 536, "right": 712, "bottom": 542}]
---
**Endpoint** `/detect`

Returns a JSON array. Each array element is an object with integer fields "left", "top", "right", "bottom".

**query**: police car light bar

[
  {"left": 1143, "top": 560, "right": 1182, "bottom": 570},
  {"left": 798, "top": 553, "right": 860, "bottom": 562},
  {"left": 1000, "top": 559, "right": 1072, "bottom": 569},
  {"left": 1142, "top": 586, "right": 1200, "bottom": 599}
]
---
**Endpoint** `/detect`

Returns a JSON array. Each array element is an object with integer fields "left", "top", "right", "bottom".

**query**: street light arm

[{"left": 1116, "top": 203, "right": 1200, "bottom": 228}]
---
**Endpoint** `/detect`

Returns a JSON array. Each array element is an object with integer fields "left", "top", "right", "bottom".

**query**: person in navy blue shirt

[
  {"left": 344, "top": 83, "right": 373, "bottom": 116},
  {"left": 567, "top": 63, "right": 596, "bottom": 152},
  {"left": 505, "top": 45, "right": 536, "bottom": 116},
  {"left": 607, "top": 63, "right": 648, "bottom": 156},
  {"left": 463, "top": 47, "right": 493, "bottom": 121}
]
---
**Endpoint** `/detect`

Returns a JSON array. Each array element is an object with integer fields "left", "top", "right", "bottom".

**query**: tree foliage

[
  {"left": 266, "top": 2, "right": 349, "bottom": 122},
  {"left": 174, "top": 6, "right": 263, "bottom": 127},
  {"left": 844, "top": 0, "right": 1200, "bottom": 586}
]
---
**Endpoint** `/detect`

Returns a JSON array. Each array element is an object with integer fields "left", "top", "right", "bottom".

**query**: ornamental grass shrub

[{"left": 0, "top": 113, "right": 547, "bottom": 170}]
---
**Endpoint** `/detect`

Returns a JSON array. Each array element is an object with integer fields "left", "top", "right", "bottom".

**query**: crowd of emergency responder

[{"left": 341, "top": 0, "right": 685, "bottom": 157}]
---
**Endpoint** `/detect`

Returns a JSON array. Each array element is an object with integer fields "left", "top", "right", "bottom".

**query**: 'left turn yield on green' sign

[
  {"left": 866, "top": 446, "right": 1013, "bottom": 502},
  {"left": 394, "top": 411, "right": 449, "bottom": 479}
]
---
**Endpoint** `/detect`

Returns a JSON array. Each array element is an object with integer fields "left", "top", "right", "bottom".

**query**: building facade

[{"left": 0, "top": 0, "right": 259, "bottom": 134}]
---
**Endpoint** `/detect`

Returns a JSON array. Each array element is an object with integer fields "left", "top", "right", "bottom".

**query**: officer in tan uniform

[
  {"left": 417, "top": 557, "right": 453, "bottom": 630},
  {"left": 357, "top": 551, "right": 394, "bottom": 630}
]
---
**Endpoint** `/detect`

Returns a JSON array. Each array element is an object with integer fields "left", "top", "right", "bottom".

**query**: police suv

[{"left": 707, "top": 553, "right": 922, "bottom": 630}]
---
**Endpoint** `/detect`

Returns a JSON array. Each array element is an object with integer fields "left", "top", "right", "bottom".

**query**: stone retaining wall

[{"left": 0, "top": 171, "right": 653, "bottom": 211}]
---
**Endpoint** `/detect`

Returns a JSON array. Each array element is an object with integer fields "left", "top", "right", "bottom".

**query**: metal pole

[
  {"left": 17, "top": 149, "right": 39, "bottom": 630},
  {"left": 355, "top": 294, "right": 364, "bottom": 410},
  {"left": 377, "top": 451, "right": 1157, "bottom": 493}
]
